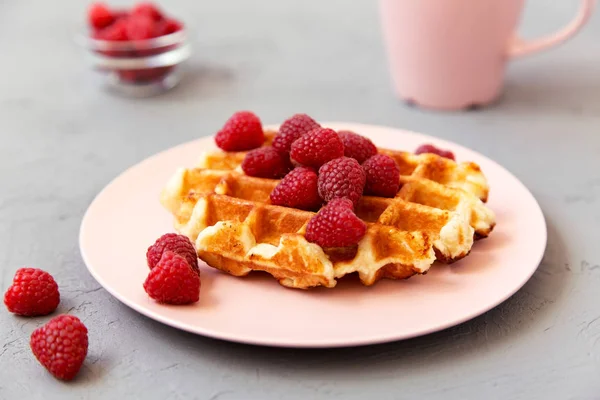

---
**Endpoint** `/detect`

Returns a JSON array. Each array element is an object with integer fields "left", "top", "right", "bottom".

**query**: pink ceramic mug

[{"left": 379, "top": 0, "right": 596, "bottom": 110}]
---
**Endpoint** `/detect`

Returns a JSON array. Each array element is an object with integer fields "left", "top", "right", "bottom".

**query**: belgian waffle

[{"left": 160, "top": 131, "right": 496, "bottom": 289}]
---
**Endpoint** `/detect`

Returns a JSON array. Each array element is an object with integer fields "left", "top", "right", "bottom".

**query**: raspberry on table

[
  {"left": 132, "top": 2, "right": 164, "bottom": 21},
  {"left": 30, "top": 315, "right": 88, "bottom": 381},
  {"left": 290, "top": 128, "right": 344, "bottom": 168},
  {"left": 272, "top": 114, "right": 321, "bottom": 154},
  {"left": 305, "top": 198, "right": 367, "bottom": 248},
  {"left": 362, "top": 154, "right": 400, "bottom": 197},
  {"left": 146, "top": 233, "right": 199, "bottom": 273},
  {"left": 215, "top": 111, "right": 265, "bottom": 151},
  {"left": 242, "top": 147, "right": 292, "bottom": 179},
  {"left": 270, "top": 167, "right": 322, "bottom": 210},
  {"left": 318, "top": 157, "right": 366, "bottom": 207},
  {"left": 415, "top": 144, "right": 456, "bottom": 161},
  {"left": 126, "top": 14, "right": 156, "bottom": 40},
  {"left": 338, "top": 130, "right": 377, "bottom": 163},
  {"left": 143, "top": 251, "right": 201, "bottom": 305},
  {"left": 4, "top": 268, "right": 60, "bottom": 317},
  {"left": 88, "top": 3, "right": 115, "bottom": 30}
]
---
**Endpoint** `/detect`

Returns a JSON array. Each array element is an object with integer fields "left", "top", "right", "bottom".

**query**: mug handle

[{"left": 509, "top": 0, "right": 596, "bottom": 58}]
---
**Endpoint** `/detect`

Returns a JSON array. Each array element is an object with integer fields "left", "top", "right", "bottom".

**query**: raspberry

[
  {"left": 362, "top": 154, "right": 400, "bottom": 198},
  {"left": 30, "top": 315, "right": 88, "bottom": 381},
  {"left": 143, "top": 251, "right": 200, "bottom": 305},
  {"left": 290, "top": 128, "right": 344, "bottom": 168},
  {"left": 305, "top": 198, "right": 366, "bottom": 247},
  {"left": 126, "top": 15, "right": 156, "bottom": 40},
  {"left": 88, "top": 3, "right": 115, "bottom": 30},
  {"left": 132, "top": 2, "right": 163, "bottom": 21},
  {"left": 156, "top": 18, "right": 183, "bottom": 36},
  {"left": 415, "top": 144, "right": 455, "bottom": 161},
  {"left": 146, "top": 233, "right": 199, "bottom": 273},
  {"left": 4, "top": 268, "right": 60, "bottom": 317},
  {"left": 241, "top": 147, "right": 292, "bottom": 179},
  {"left": 95, "top": 18, "right": 128, "bottom": 41},
  {"left": 215, "top": 111, "right": 265, "bottom": 151},
  {"left": 318, "top": 157, "right": 366, "bottom": 207},
  {"left": 338, "top": 130, "right": 377, "bottom": 163},
  {"left": 270, "top": 167, "right": 322, "bottom": 210},
  {"left": 272, "top": 114, "right": 321, "bottom": 154}
]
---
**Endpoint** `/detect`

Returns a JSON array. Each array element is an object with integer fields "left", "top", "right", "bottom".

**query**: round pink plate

[{"left": 79, "top": 123, "right": 546, "bottom": 348}]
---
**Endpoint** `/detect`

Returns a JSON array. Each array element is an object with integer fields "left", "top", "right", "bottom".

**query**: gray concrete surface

[{"left": 1, "top": 1, "right": 599, "bottom": 399}]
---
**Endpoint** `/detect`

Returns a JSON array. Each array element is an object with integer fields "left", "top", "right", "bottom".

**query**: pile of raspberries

[
  {"left": 214, "top": 111, "right": 455, "bottom": 248},
  {"left": 87, "top": 2, "right": 183, "bottom": 42}
]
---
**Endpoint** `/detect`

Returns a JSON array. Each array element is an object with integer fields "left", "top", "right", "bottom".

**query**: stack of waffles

[{"left": 160, "top": 129, "right": 496, "bottom": 289}]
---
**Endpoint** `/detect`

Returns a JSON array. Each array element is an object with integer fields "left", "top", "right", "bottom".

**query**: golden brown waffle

[{"left": 160, "top": 131, "right": 496, "bottom": 289}]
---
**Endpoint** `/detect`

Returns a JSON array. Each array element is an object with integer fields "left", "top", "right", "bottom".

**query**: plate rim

[{"left": 79, "top": 122, "right": 547, "bottom": 348}]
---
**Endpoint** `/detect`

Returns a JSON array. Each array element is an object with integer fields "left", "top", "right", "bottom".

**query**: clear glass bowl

[{"left": 77, "top": 29, "right": 191, "bottom": 97}]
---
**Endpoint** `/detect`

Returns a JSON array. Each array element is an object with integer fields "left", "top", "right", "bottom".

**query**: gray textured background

[{"left": 1, "top": 1, "right": 599, "bottom": 399}]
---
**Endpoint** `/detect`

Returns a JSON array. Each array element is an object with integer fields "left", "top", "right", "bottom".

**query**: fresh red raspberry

[
  {"left": 270, "top": 167, "right": 322, "bottom": 210},
  {"left": 156, "top": 18, "right": 183, "bottom": 36},
  {"left": 88, "top": 3, "right": 115, "bottom": 30},
  {"left": 290, "top": 128, "right": 344, "bottom": 168},
  {"left": 126, "top": 14, "right": 156, "bottom": 40},
  {"left": 305, "top": 198, "right": 366, "bottom": 247},
  {"left": 215, "top": 111, "right": 265, "bottom": 151},
  {"left": 318, "top": 157, "right": 366, "bottom": 207},
  {"left": 272, "top": 114, "right": 321, "bottom": 154},
  {"left": 362, "top": 154, "right": 400, "bottom": 198},
  {"left": 143, "top": 251, "right": 200, "bottom": 305},
  {"left": 4, "top": 268, "right": 60, "bottom": 317},
  {"left": 132, "top": 2, "right": 164, "bottom": 21},
  {"left": 146, "top": 233, "right": 199, "bottom": 273},
  {"left": 338, "top": 130, "right": 377, "bottom": 163},
  {"left": 415, "top": 144, "right": 455, "bottom": 161},
  {"left": 30, "top": 315, "right": 88, "bottom": 381},
  {"left": 241, "top": 147, "right": 292, "bottom": 179},
  {"left": 95, "top": 18, "right": 128, "bottom": 41}
]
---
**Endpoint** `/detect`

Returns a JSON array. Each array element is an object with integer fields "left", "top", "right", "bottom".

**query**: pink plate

[{"left": 79, "top": 123, "right": 547, "bottom": 348}]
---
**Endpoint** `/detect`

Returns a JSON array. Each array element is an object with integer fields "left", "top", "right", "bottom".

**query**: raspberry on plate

[
  {"left": 4, "top": 268, "right": 60, "bottom": 317},
  {"left": 143, "top": 251, "right": 200, "bottom": 305},
  {"left": 318, "top": 157, "right": 366, "bottom": 207},
  {"left": 272, "top": 114, "right": 321, "bottom": 154},
  {"left": 88, "top": 3, "right": 115, "bottom": 30},
  {"left": 270, "top": 167, "right": 322, "bottom": 210},
  {"left": 415, "top": 144, "right": 455, "bottom": 161},
  {"left": 290, "top": 127, "right": 344, "bottom": 168},
  {"left": 362, "top": 154, "right": 401, "bottom": 197},
  {"left": 305, "top": 198, "right": 367, "bottom": 248},
  {"left": 338, "top": 130, "right": 377, "bottom": 163},
  {"left": 147, "top": 233, "right": 199, "bottom": 273},
  {"left": 132, "top": 2, "right": 164, "bottom": 21},
  {"left": 30, "top": 315, "right": 88, "bottom": 381},
  {"left": 215, "top": 111, "right": 265, "bottom": 151},
  {"left": 126, "top": 14, "right": 156, "bottom": 40},
  {"left": 242, "top": 147, "right": 292, "bottom": 179}
]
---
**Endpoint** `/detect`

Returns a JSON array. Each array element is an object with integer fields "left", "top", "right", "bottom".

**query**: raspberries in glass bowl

[{"left": 80, "top": 2, "right": 190, "bottom": 96}]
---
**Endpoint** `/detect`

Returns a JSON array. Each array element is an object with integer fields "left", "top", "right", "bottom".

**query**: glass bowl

[{"left": 77, "top": 29, "right": 191, "bottom": 97}]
